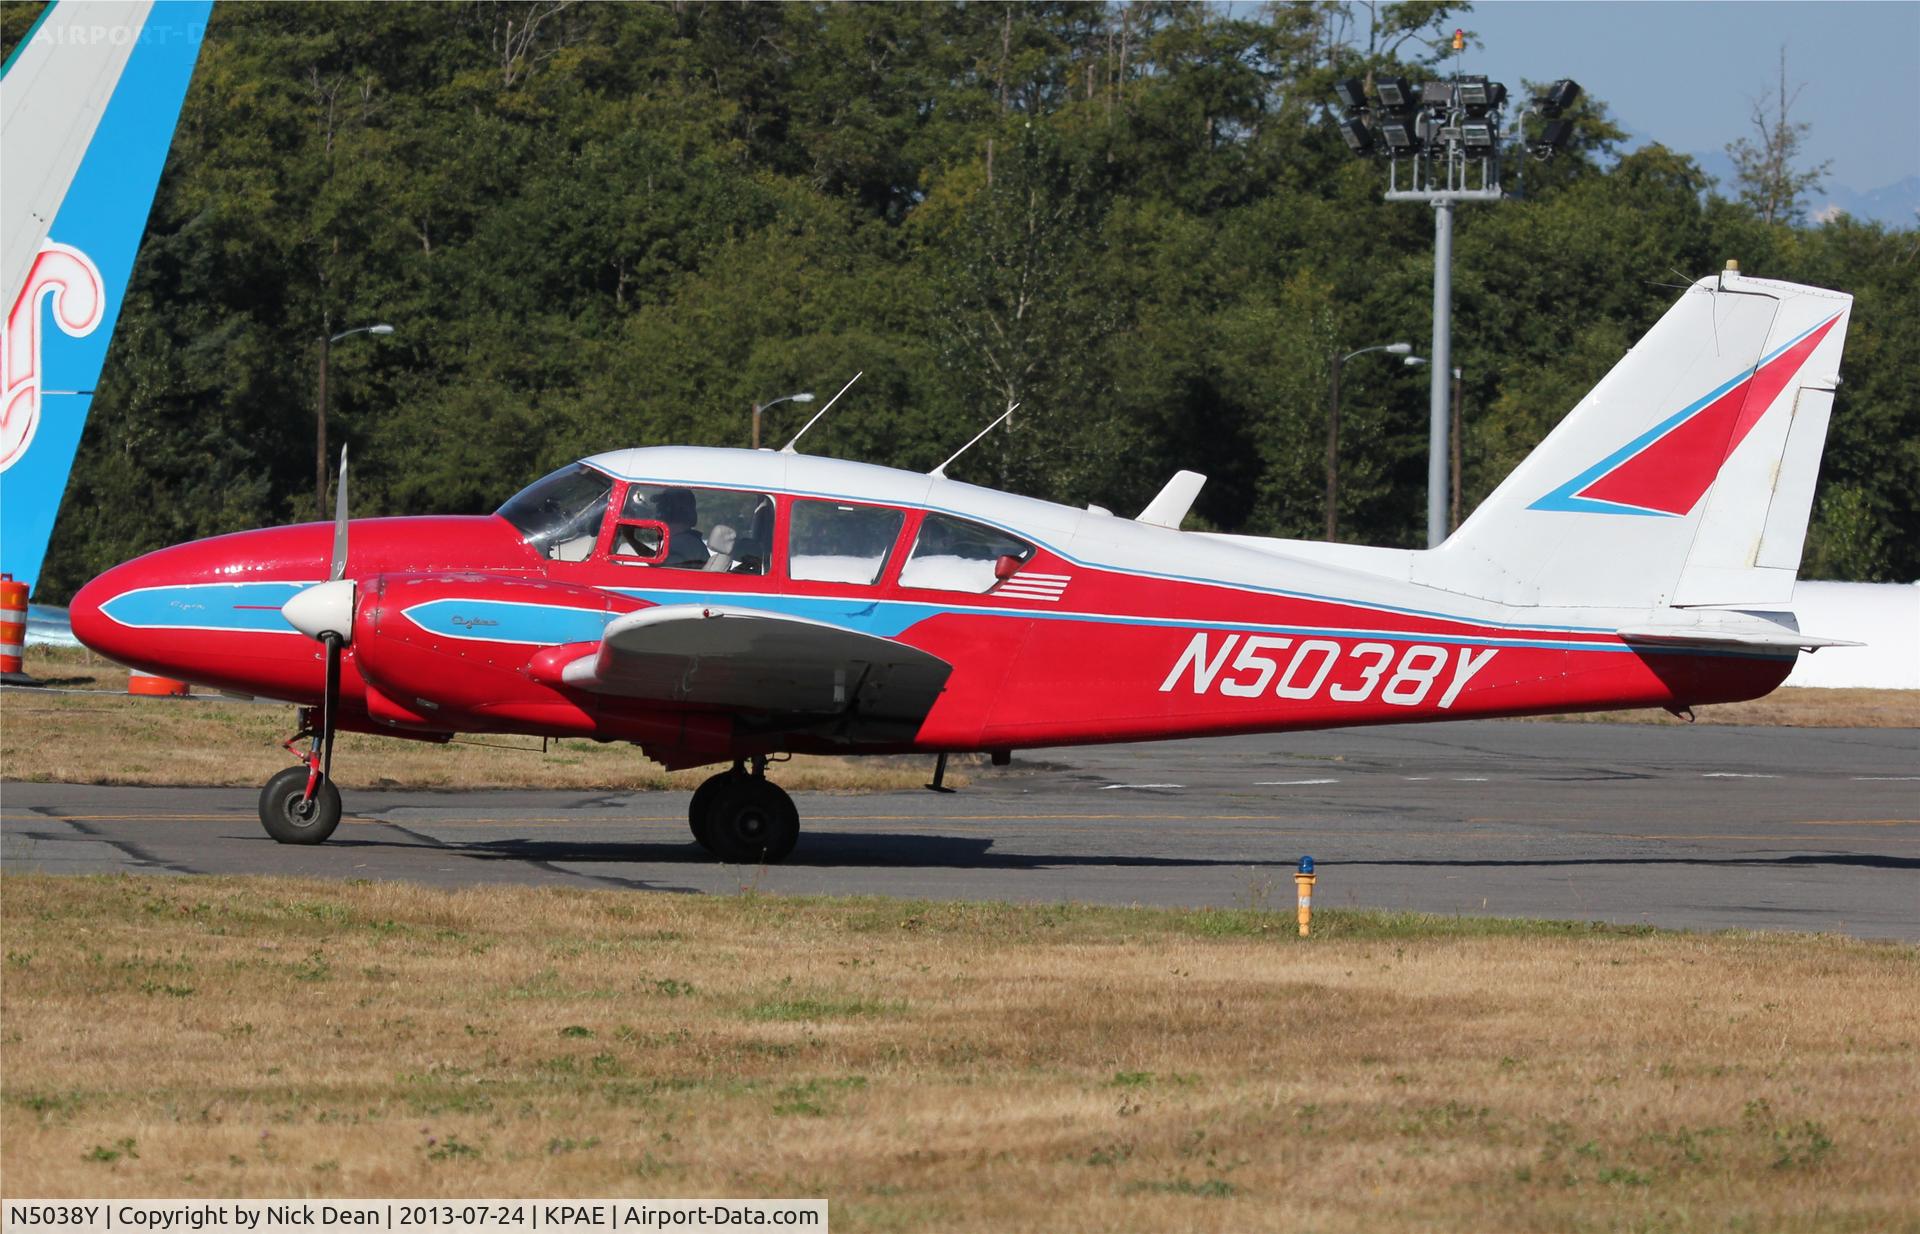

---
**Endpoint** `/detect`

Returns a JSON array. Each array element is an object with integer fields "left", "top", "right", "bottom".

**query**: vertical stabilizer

[
  {"left": 1, "top": 0, "right": 210, "bottom": 593},
  {"left": 1412, "top": 271, "right": 1852, "bottom": 610}
]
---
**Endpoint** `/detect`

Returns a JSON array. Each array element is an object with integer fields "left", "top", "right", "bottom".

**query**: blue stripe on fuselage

[
  {"left": 99, "top": 581, "right": 312, "bottom": 634},
  {"left": 96, "top": 580, "right": 1788, "bottom": 661}
]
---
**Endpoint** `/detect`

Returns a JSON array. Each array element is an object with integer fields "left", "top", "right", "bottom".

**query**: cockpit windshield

[{"left": 496, "top": 463, "right": 615, "bottom": 561}]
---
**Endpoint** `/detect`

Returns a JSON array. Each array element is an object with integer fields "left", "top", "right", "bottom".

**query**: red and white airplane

[{"left": 72, "top": 268, "right": 1854, "bottom": 861}]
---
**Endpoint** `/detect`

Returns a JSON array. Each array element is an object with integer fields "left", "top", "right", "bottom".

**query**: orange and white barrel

[
  {"left": 0, "top": 574, "right": 26, "bottom": 677},
  {"left": 129, "top": 670, "right": 190, "bottom": 697}
]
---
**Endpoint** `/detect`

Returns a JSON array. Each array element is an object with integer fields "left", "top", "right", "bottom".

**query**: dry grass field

[
  {"left": 2, "top": 875, "right": 1915, "bottom": 1231},
  {"left": 0, "top": 650, "right": 953, "bottom": 792}
]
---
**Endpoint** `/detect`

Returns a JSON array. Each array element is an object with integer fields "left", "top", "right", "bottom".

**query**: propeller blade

[
  {"left": 320, "top": 633, "right": 341, "bottom": 780},
  {"left": 330, "top": 444, "right": 349, "bottom": 582}
]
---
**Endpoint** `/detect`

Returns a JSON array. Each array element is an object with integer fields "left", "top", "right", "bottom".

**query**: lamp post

[
  {"left": 751, "top": 391, "right": 814, "bottom": 450},
  {"left": 315, "top": 323, "right": 394, "bottom": 517},
  {"left": 1326, "top": 342, "right": 1413, "bottom": 541}
]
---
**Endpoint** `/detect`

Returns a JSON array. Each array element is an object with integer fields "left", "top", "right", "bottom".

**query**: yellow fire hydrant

[{"left": 1294, "top": 855, "right": 1316, "bottom": 937}]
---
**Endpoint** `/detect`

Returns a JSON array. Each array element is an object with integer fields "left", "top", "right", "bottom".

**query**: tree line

[{"left": 8, "top": 1, "right": 1914, "bottom": 602}]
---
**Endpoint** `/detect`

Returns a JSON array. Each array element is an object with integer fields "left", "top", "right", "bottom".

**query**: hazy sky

[{"left": 1460, "top": 1, "right": 1920, "bottom": 193}]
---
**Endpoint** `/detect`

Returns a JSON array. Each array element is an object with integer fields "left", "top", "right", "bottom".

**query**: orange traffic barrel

[
  {"left": 129, "top": 670, "right": 190, "bottom": 697},
  {"left": 0, "top": 574, "right": 26, "bottom": 677}
]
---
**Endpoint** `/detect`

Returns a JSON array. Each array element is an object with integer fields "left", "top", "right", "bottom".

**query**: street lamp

[
  {"left": 751, "top": 391, "right": 814, "bottom": 450},
  {"left": 1325, "top": 342, "right": 1413, "bottom": 542},
  {"left": 316, "top": 323, "right": 395, "bottom": 517}
]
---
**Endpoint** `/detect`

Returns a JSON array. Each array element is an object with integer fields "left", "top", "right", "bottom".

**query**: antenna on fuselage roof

[
  {"left": 780, "top": 371, "right": 863, "bottom": 454},
  {"left": 929, "top": 402, "right": 1017, "bottom": 480}
]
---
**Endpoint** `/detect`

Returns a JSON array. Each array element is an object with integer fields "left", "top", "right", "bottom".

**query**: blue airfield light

[{"left": 1299, "top": 855, "right": 1315, "bottom": 875}]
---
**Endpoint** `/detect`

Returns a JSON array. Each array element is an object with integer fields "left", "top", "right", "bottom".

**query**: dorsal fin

[{"left": 1137, "top": 471, "right": 1206, "bottom": 529}]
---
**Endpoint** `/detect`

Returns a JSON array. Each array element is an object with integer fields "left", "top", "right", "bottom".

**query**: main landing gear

[
  {"left": 259, "top": 709, "right": 342, "bottom": 845},
  {"left": 688, "top": 757, "right": 798, "bottom": 864}
]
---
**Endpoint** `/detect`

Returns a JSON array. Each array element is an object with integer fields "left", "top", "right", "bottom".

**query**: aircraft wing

[{"left": 552, "top": 603, "right": 952, "bottom": 726}]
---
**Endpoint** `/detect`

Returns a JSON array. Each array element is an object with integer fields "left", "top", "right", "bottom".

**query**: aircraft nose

[{"left": 68, "top": 560, "right": 141, "bottom": 665}]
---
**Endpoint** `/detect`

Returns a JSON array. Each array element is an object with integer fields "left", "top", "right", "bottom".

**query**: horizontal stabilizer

[
  {"left": 1137, "top": 471, "right": 1206, "bottom": 529},
  {"left": 1617, "top": 612, "right": 1861, "bottom": 652}
]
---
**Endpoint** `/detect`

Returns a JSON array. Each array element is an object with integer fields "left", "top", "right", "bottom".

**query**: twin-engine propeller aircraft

[{"left": 73, "top": 268, "right": 1855, "bottom": 862}]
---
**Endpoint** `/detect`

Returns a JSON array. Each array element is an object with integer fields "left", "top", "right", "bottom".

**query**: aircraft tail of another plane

[
  {"left": 1414, "top": 268, "right": 1853, "bottom": 611},
  {"left": 1, "top": 0, "right": 210, "bottom": 596}
]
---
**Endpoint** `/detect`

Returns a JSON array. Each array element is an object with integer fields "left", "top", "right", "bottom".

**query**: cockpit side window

[
  {"left": 496, "top": 464, "right": 615, "bottom": 561},
  {"left": 614, "top": 484, "right": 776, "bottom": 574},
  {"left": 788, "top": 499, "right": 906, "bottom": 585},
  {"left": 899, "top": 513, "right": 1036, "bottom": 593}
]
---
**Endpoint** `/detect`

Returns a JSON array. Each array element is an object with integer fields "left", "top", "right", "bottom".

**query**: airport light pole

[
  {"left": 1404, "top": 356, "right": 1462, "bottom": 532},
  {"left": 1325, "top": 342, "right": 1414, "bottom": 542},
  {"left": 315, "top": 323, "right": 395, "bottom": 518},
  {"left": 751, "top": 391, "right": 814, "bottom": 450},
  {"left": 1331, "top": 54, "right": 1579, "bottom": 545},
  {"left": 1450, "top": 362, "right": 1464, "bottom": 532}
]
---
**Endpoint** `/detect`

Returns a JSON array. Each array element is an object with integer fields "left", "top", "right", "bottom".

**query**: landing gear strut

[
  {"left": 259, "top": 710, "right": 342, "bottom": 844},
  {"left": 689, "top": 757, "right": 797, "bottom": 864}
]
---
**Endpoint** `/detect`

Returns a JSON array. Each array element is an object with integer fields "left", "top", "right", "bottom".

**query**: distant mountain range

[
  {"left": 1809, "top": 177, "right": 1920, "bottom": 229},
  {"left": 1680, "top": 148, "right": 1917, "bottom": 229},
  {"left": 1611, "top": 126, "right": 1917, "bottom": 229}
]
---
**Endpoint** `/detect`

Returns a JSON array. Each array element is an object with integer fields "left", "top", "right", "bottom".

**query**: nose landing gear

[
  {"left": 688, "top": 757, "right": 798, "bottom": 864},
  {"left": 259, "top": 711, "right": 343, "bottom": 844}
]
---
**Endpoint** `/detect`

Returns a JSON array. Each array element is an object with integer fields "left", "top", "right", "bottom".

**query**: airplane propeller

[{"left": 281, "top": 446, "right": 355, "bottom": 781}]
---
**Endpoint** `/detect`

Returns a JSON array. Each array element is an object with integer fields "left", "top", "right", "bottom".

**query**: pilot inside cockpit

[
  {"left": 610, "top": 483, "right": 774, "bottom": 574},
  {"left": 652, "top": 487, "right": 710, "bottom": 568}
]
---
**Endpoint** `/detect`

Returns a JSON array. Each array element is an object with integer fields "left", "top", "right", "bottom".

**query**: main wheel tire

[
  {"left": 688, "top": 771, "right": 741, "bottom": 850},
  {"left": 704, "top": 778, "right": 799, "bottom": 864},
  {"left": 258, "top": 765, "right": 343, "bottom": 845}
]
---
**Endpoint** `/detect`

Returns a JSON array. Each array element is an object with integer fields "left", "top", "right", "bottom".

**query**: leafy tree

[{"left": 22, "top": 2, "right": 1915, "bottom": 598}]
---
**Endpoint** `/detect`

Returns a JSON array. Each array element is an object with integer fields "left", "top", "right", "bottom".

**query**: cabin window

[
  {"left": 496, "top": 464, "right": 615, "bottom": 562},
  {"left": 788, "top": 499, "right": 905, "bottom": 586},
  {"left": 614, "top": 484, "right": 775, "bottom": 574},
  {"left": 899, "top": 513, "right": 1036, "bottom": 593}
]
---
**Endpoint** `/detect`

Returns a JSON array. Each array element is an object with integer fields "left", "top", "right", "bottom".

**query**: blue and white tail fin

[
  {"left": 1415, "top": 267, "right": 1853, "bottom": 610},
  {"left": 1, "top": 0, "right": 209, "bottom": 595}
]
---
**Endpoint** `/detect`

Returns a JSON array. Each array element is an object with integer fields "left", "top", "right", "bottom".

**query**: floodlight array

[{"left": 1330, "top": 70, "right": 1581, "bottom": 169}]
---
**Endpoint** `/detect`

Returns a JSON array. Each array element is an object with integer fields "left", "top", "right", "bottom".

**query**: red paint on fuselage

[{"left": 69, "top": 502, "right": 1795, "bottom": 768}]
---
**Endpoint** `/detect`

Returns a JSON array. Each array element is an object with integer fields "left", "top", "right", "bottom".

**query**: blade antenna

[
  {"left": 930, "top": 402, "right": 1017, "bottom": 480},
  {"left": 781, "top": 371, "right": 863, "bottom": 454},
  {"left": 330, "top": 445, "right": 350, "bottom": 581}
]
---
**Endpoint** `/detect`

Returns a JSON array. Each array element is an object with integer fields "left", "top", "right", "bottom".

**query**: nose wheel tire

[
  {"left": 700, "top": 776, "right": 798, "bottom": 864},
  {"left": 259, "top": 765, "right": 343, "bottom": 845}
]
